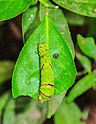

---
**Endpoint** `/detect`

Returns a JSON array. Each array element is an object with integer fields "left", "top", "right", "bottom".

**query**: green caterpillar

[{"left": 38, "top": 42, "right": 54, "bottom": 103}]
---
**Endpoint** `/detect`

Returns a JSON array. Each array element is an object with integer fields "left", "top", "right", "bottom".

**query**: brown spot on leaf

[
  {"left": 62, "top": 32, "right": 64, "bottom": 35},
  {"left": 53, "top": 53, "right": 59, "bottom": 59},
  {"left": 81, "top": 41, "right": 85, "bottom": 45},
  {"left": 45, "top": 11, "right": 48, "bottom": 16},
  {"left": 60, "top": 25, "right": 65, "bottom": 29}
]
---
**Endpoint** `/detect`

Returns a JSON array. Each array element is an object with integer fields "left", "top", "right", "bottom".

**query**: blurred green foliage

[{"left": 0, "top": 0, "right": 96, "bottom": 124}]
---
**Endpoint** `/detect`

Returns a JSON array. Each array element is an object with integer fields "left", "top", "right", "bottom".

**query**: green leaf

[
  {"left": 3, "top": 98, "right": 16, "bottom": 124},
  {"left": 31, "top": 0, "right": 38, "bottom": 5},
  {"left": 47, "top": 91, "right": 66, "bottom": 118},
  {"left": 77, "top": 34, "right": 96, "bottom": 61},
  {"left": 54, "top": 102, "right": 85, "bottom": 124},
  {"left": 40, "top": 4, "right": 75, "bottom": 58},
  {"left": 76, "top": 52, "right": 92, "bottom": 73},
  {"left": 0, "top": 0, "right": 32, "bottom": 21},
  {"left": 0, "top": 61, "right": 15, "bottom": 84},
  {"left": 65, "top": 12, "right": 85, "bottom": 26},
  {"left": 22, "top": 3, "right": 75, "bottom": 58},
  {"left": 66, "top": 71, "right": 96, "bottom": 103},
  {"left": 12, "top": 16, "right": 76, "bottom": 99},
  {"left": 0, "top": 92, "right": 10, "bottom": 119},
  {"left": 87, "top": 18, "right": 96, "bottom": 38},
  {"left": 22, "top": 5, "right": 40, "bottom": 42},
  {"left": 0, "top": 93, "right": 9, "bottom": 112},
  {"left": 53, "top": 0, "right": 96, "bottom": 17}
]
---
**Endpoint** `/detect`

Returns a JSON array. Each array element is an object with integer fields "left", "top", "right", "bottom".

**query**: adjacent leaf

[
  {"left": 47, "top": 91, "right": 66, "bottom": 118},
  {"left": 65, "top": 12, "right": 85, "bottom": 26},
  {"left": 66, "top": 71, "right": 96, "bottom": 103},
  {"left": 0, "top": 93, "right": 9, "bottom": 112},
  {"left": 54, "top": 102, "right": 85, "bottom": 124},
  {"left": 0, "top": 61, "right": 15, "bottom": 84},
  {"left": 31, "top": 0, "right": 38, "bottom": 5},
  {"left": 3, "top": 98, "right": 16, "bottom": 124},
  {"left": 87, "top": 18, "right": 96, "bottom": 39},
  {"left": 22, "top": 6, "right": 40, "bottom": 42},
  {"left": 77, "top": 34, "right": 96, "bottom": 61},
  {"left": 0, "top": 0, "right": 32, "bottom": 21},
  {"left": 12, "top": 16, "right": 76, "bottom": 99},
  {"left": 40, "top": 4, "right": 75, "bottom": 58},
  {"left": 53, "top": 0, "right": 96, "bottom": 17},
  {"left": 0, "top": 92, "right": 10, "bottom": 120},
  {"left": 76, "top": 52, "right": 92, "bottom": 73}
]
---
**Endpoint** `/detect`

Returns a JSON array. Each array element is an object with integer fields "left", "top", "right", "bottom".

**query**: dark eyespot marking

[
  {"left": 44, "top": 44, "right": 46, "bottom": 47},
  {"left": 53, "top": 53, "right": 59, "bottom": 59}
]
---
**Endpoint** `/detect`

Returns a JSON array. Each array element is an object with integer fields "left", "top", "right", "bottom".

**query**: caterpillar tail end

[
  {"left": 38, "top": 95, "right": 43, "bottom": 103},
  {"left": 38, "top": 85, "right": 54, "bottom": 103},
  {"left": 38, "top": 94, "right": 50, "bottom": 103}
]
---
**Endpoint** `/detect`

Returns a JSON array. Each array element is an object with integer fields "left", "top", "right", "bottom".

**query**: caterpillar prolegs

[{"left": 38, "top": 42, "right": 54, "bottom": 103}]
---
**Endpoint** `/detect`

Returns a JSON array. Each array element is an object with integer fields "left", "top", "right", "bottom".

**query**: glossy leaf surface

[
  {"left": 12, "top": 16, "right": 76, "bottom": 99},
  {"left": 66, "top": 71, "right": 96, "bottom": 103},
  {"left": 3, "top": 98, "right": 16, "bottom": 124},
  {"left": 53, "top": 0, "right": 96, "bottom": 17},
  {"left": 54, "top": 102, "right": 85, "bottom": 124},
  {"left": 47, "top": 91, "right": 66, "bottom": 118},
  {"left": 22, "top": 5, "right": 75, "bottom": 58},
  {"left": 76, "top": 52, "right": 92, "bottom": 73},
  {"left": 0, "top": 0, "right": 32, "bottom": 21},
  {"left": 77, "top": 34, "right": 96, "bottom": 61}
]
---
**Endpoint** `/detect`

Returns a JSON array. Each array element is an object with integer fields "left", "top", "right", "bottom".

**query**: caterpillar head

[{"left": 39, "top": 43, "right": 48, "bottom": 57}]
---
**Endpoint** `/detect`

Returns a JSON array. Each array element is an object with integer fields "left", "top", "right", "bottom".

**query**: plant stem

[
  {"left": 39, "top": 0, "right": 49, "bottom": 7},
  {"left": 39, "top": 0, "right": 59, "bottom": 8},
  {"left": 77, "top": 70, "right": 87, "bottom": 76}
]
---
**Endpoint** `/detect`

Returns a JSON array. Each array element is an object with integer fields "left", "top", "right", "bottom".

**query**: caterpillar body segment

[{"left": 38, "top": 42, "right": 54, "bottom": 103}]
